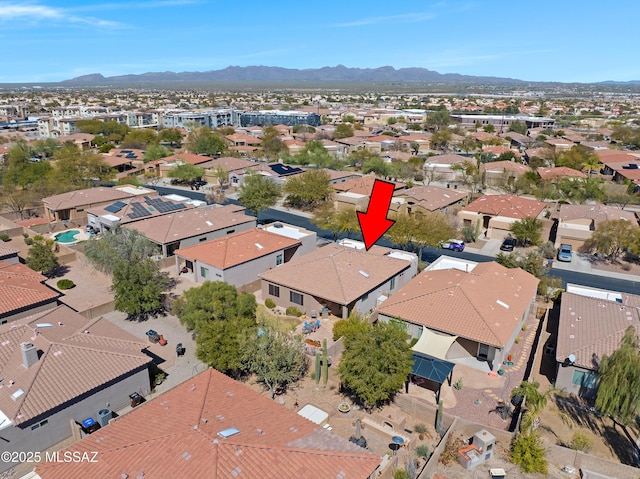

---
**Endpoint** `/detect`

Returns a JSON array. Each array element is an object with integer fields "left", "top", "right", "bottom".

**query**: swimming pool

[{"left": 54, "top": 229, "right": 82, "bottom": 244}]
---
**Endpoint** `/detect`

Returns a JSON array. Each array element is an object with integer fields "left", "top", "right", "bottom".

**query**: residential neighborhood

[{"left": 3, "top": 83, "right": 640, "bottom": 479}]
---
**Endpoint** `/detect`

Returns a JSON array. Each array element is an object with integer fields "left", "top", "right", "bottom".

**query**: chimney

[{"left": 21, "top": 343, "right": 38, "bottom": 369}]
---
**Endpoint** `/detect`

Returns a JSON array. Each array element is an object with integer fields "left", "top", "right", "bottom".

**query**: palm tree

[
  {"left": 511, "top": 380, "right": 553, "bottom": 432},
  {"left": 582, "top": 154, "right": 603, "bottom": 177}
]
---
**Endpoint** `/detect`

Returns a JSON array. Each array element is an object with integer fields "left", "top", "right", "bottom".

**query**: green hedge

[
  {"left": 56, "top": 279, "right": 75, "bottom": 290},
  {"left": 285, "top": 306, "right": 302, "bottom": 317}
]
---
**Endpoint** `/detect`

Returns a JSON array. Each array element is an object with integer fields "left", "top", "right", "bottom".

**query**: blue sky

[{"left": 1, "top": 0, "right": 639, "bottom": 83}]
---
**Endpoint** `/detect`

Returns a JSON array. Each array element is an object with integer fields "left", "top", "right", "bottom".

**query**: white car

[{"left": 439, "top": 239, "right": 465, "bottom": 252}]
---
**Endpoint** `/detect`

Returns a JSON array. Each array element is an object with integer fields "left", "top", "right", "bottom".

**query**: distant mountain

[
  {"left": 62, "top": 65, "right": 524, "bottom": 85},
  {"left": 597, "top": 80, "right": 640, "bottom": 85}
]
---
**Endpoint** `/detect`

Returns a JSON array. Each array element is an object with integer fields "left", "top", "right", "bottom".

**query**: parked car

[
  {"left": 557, "top": 244, "right": 573, "bottom": 262},
  {"left": 500, "top": 238, "right": 516, "bottom": 252},
  {"left": 439, "top": 239, "right": 465, "bottom": 252},
  {"left": 193, "top": 179, "right": 207, "bottom": 187}
]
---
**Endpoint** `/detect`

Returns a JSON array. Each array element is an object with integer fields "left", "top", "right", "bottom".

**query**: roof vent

[
  {"left": 231, "top": 467, "right": 242, "bottom": 477},
  {"left": 255, "top": 243, "right": 264, "bottom": 249},
  {"left": 217, "top": 427, "right": 240, "bottom": 439},
  {"left": 21, "top": 342, "right": 38, "bottom": 369},
  {"left": 358, "top": 270, "right": 370, "bottom": 278},
  {"left": 496, "top": 300, "right": 510, "bottom": 309}
]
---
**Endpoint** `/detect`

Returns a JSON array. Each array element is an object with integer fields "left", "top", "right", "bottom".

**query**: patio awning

[
  {"left": 411, "top": 327, "right": 457, "bottom": 360},
  {"left": 411, "top": 352, "right": 455, "bottom": 385}
]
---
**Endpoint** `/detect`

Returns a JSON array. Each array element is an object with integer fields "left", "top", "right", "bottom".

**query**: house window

[
  {"left": 571, "top": 370, "right": 597, "bottom": 389},
  {"left": 362, "top": 292, "right": 369, "bottom": 302},
  {"left": 276, "top": 254, "right": 283, "bottom": 266},
  {"left": 199, "top": 237, "right": 207, "bottom": 242},
  {"left": 31, "top": 419, "right": 48, "bottom": 431},
  {"left": 290, "top": 291, "right": 303, "bottom": 305},
  {"left": 226, "top": 230, "right": 235, "bottom": 235},
  {"left": 268, "top": 284, "right": 280, "bottom": 297},
  {"left": 200, "top": 267, "right": 209, "bottom": 279},
  {"left": 390, "top": 277, "right": 396, "bottom": 290}
]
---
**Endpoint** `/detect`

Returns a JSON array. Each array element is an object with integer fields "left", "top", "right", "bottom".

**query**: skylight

[
  {"left": 206, "top": 220, "right": 213, "bottom": 226},
  {"left": 255, "top": 243, "right": 264, "bottom": 249},
  {"left": 11, "top": 389, "right": 24, "bottom": 400},
  {"left": 358, "top": 270, "right": 370, "bottom": 278},
  {"left": 496, "top": 300, "right": 510, "bottom": 309},
  {"left": 218, "top": 427, "right": 240, "bottom": 439}
]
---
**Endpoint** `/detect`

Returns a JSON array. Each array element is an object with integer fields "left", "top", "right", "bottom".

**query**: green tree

[
  {"left": 346, "top": 149, "right": 380, "bottom": 169},
  {"left": 425, "top": 110, "right": 451, "bottom": 131},
  {"left": 196, "top": 315, "right": 256, "bottom": 378},
  {"left": 0, "top": 186, "right": 39, "bottom": 220},
  {"left": 411, "top": 212, "right": 456, "bottom": 260},
  {"left": 3, "top": 140, "right": 52, "bottom": 189},
  {"left": 211, "top": 165, "right": 229, "bottom": 190},
  {"left": 26, "top": 235, "right": 58, "bottom": 275},
  {"left": 483, "top": 124, "right": 496, "bottom": 133},
  {"left": 556, "top": 145, "right": 594, "bottom": 170},
  {"left": 362, "top": 157, "right": 392, "bottom": 178},
  {"left": 334, "top": 123, "right": 354, "bottom": 139},
  {"left": 293, "top": 140, "right": 334, "bottom": 168},
  {"left": 510, "top": 216, "right": 544, "bottom": 246},
  {"left": 168, "top": 163, "right": 205, "bottom": 185},
  {"left": 511, "top": 380, "right": 551, "bottom": 432},
  {"left": 509, "top": 121, "right": 528, "bottom": 135},
  {"left": 283, "top": 169, "right": 333, "bottom": 210},
  {"left": 431, "top": 129, "right": 452, "bottom": 150},
  {"left": 121, "top": 129, "right": 158, "bottom": 149},
  {"left": 237, "top": 173, "right": 282, "bottom": 220},
  {"left": 172, "top": 281, "right": 257, "bottom": 331},
  {"left": 143, "top": 143, "right": 170, "bottom": 162},
  {"left": 158, "top": 128, "right": 183, "bottom": 147},
  {"left": 258, "top": 125, "right": 287, "bottom": 159},
  {"left": 112, "top": 258, "right": 169, "bottom": 318},
  {"left": 584, "top": 219, "right": 640, "bottom": 260},
  {"left": 311, "top": 205, "right": 359, "bottom": 241},
  {"left": 186, "top": 126, "right": 226, "bottom": 156},
  {"left": 338, "top": 320, "right": 413, "bottom": 411},
  {"left": 84, "top": 228, "right": 160, "bottom": 274},
  {"left": 49, "top": 143, "right": 115, "bottom": 189},
  {"left": 595, "top": 326, "right": 640, "bottom": 425},
  {"left": 243, "top": 325, "right": 307, "bottom": 399},
  {"left": 32, "top": 138, "right": 60, "bottom": 159}
]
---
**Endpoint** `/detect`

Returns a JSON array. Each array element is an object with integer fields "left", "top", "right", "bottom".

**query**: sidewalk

[{"left": 465, "top": 239, "right": 640, "bottom": 282}]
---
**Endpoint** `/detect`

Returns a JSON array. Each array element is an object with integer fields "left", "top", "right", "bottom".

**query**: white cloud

[
  {"left": 335, "top": 12, "right": 436, "bottom": 28},
  {"left": 70, "top": 0, "right": 199, "bottom": 13},
  {"left": 0, "top": 2, "right": 125, "bottom": 28}
]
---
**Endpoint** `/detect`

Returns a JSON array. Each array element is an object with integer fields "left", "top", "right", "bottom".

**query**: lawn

[{"left": 256, "top": 304, "right": 301, "bottom": 332}]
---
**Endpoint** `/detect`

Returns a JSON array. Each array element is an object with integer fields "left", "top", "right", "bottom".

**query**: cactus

[
  {"left": 436, "top": 399, "right": 444, "bottom": 435},
  {"left": 322, "top": 338, "right": 329, "bottom": 386},
  {"left": 315, "top": 352, "right": 321, "bottom": 384}
]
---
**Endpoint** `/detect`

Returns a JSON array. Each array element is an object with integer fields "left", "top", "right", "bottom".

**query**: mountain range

[{"left": 62, "top": 65, "right": 524, "bottom": 85}]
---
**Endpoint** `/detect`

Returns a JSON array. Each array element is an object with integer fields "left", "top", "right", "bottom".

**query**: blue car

[
  {"left": 557, "top": 244, "right": 573, "bottom": 262},
  {"left": 439, "top": 239, "right": 465, "bottom": 252}
]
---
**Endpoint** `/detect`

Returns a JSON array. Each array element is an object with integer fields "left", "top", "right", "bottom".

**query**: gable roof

[
  {"left": 376, "top": 262, "right": 539, "bottom": 347},
  {"left": 123, "top": 204, "right": 255, "bottom": 245},
  {"left": 393, "top": 186, "right": 467, "bottom": 212},
  {"left": 0, "top": 305, "right": 149, "bottom": 425},
  {"left": 333, "top": 175, "right": 405, "bottom": 195},
  {"left": 480, "top": 160, "right": 530, "bottom": 174},
  {"left": 557, "top": 292, "right": 640, "bottom": 370},
  {"left": 0, "top": 262, "right": 61, "bottom": 318},
  {"left": 163, "top": 153, "right": 211, "bottom": 165},
  {"left": 424, "top": 153, "right": 469, "bottom": 166},
  {"left": 87, "top": 195, "right": 192, "bottom": 223},
  {"left": 175, "top": 228, "right": 300, "bottom": 269},
  {"left": 260, "top": 243, "right": 411, "bottom": 306},
  {"left": 42, "top": 187, "right": 135, "bottom": 211},
  {"left": 197, "top": 156, "right": 256, "bottom": 172},
  {"left": 36, "top": 368, "right": 380, "bottom": 479},
  {"left": 461, "top": 194, "right": 547, "bottom": 219}
]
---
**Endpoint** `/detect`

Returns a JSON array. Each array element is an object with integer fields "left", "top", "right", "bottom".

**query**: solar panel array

[
  {"left": 144, "top": 196, "right": 186, "bottom": 214},
  {"left": 104, "top": 201, "right": 127, "bottom": 214},
  {"left": 127, "top": 202, "right": 152, "bottom": 219}
]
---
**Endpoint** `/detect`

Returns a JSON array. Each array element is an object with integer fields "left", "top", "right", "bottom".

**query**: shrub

[
  {"left": 0, "top": 234, "right": 10, "bottom": 242},
  {"left": 570, "top": 431, "right": 593, "bottom": 452},
  {"left": 22, "top": 232, "right": 29, "bottom": 238},
  {"left": 511, "top": 432, "right": 548, "bottom": 474},
  {"left": 538, "top": 241, "right": 556, "bottom": 259},
  {"left": 264, "top": 298, "right": 276, "bottom": 309},
  {"left": 285, "top": 306, "right": 302, "bottom": 317},
  {"left": 24, "top": 237, "right": 33, "bottom": 245},
  {"left": 454, "top": 378, "right": 463, "bottom": 390},
  {"left": 622, "top": 263, "right": 632, "bottom": 271},
  {"left": 56, "top": 279, "right": 75, "bottom": 290},
  {"left": 415, "top": 445, "right": 430, "bottom": 459},
  {"left": 515, "top": 336, "right": 522, "bottom": 344},
  {"left": 414, "top": 423, "right": 428, "bottom": 434},
  {"left": 393, "top": 469, "right": 410, "bottom": 479}
]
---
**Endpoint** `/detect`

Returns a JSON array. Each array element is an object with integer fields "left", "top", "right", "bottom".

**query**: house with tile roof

[
  {"left": 0, "top": 261, "right": 61, "bottom": 324},
  {"left": 423, "top": 154, "right": 470, "bottom": 183},
  {"left": 123, "top": 204, "right": 256, "bottom": 257},
  {"left": 536, "top": 166, "right": 588, "bottom": 182},
  {"left": 555, "top": 291, "right": 640, "bottom": 399},
  {"left": 260, "top": 243, "right": 417, "bottom": 319},
  {"left": 174, "top": 227, "right": 309, "bottom": 287},
  {"left": 554, "top": 204, "right": 638, "bottom": 250},
  {"left": 376, "top": 262, "right": 539, "bottom": 371},
  {"left": 42, "top": 187, "right": 136, "bottom": 222},
  {"left": 481, "top": 160, "right": 531, "bottom": 188},
  {"left": 457, "top": 194, "right": 548, "bottom": 240},
  {"left": 34, "top": 368, "right": 381, "bottom": 479},
  {"left": 0, "top": 245, "right": 20, "bottom": 265},
  {"left": 0, "top": 305, "right": 151, "bottom": 473},
  {"left": 390, "top": 185, "right": 468, "bottom": 216}
]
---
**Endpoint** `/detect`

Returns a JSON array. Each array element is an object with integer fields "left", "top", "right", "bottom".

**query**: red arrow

[{"left": 357, "top": 179, "right": 396, "bottom": 250}]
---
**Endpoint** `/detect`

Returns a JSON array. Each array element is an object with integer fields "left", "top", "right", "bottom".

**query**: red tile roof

[
  {"left": 36, "top": 369, "right": 380, "bottom": 479},
  {"left": 333, "top": 175, "right": 405, "bottom": 195},
  {"left": 376, "top": 262, "right": 539, "bottom": 347},
  {"left": 461, "top": 194, "right": 547, "bottom": 219},
  {"left": 393, "top": 186, "right": 467, "bottom": 212},
  {"left": 557, "top": 204, "right": 637, "bottom": 226},
  {"left": 0, "top": 262, "right": 60, "bottom": 318},
  {"left": 163, "top": 153, "right": 211, "bottom": 165},
  {"left": 175, "top": 228, "right": 300, "bottom": 269},
  {"left": 480, "top": 160, "right": 530, "bottom": 174},
  {"left": 42, "top": 187, "right": 135, "bottom": 211},
  {"left": 537, "top": 166, "right": 587, "bottom": 180},
  {"left": 0, "top": 305, "right": 149, "bottom": 425}
]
